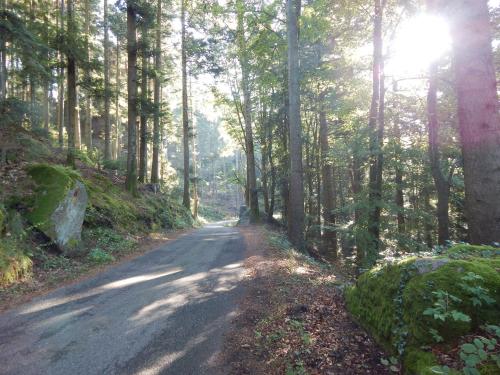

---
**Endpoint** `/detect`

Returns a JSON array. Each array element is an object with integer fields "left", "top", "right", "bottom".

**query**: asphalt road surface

[{"left": 0, "top": 222, "right": 246, "bottom": 375}]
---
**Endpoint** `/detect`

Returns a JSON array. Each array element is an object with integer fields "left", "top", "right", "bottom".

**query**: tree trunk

[
  {"left": 236, "top": 0, "right": 259, "bottom": 222},
  {"left": 181, "top": 0, "right": 190, "bottom": 209},
  {"left": 139, "top": 48, "right": 148, "bottom": 183},
  {"left": 366, "top": 0, "right": 384, "bottom": 265},
  {"left": 125, "top": 1, "right": 138, "bottom": 195},
  {"left": 0, "top": 0, "right": 6, "bottom": 100},
  {"left": 427, "top": 61, "right": 450, "bottom": 245},
  {"left": 447, "top": 0, "right": 500, "bottom": 244},
  {"left": 319, "top": 93, "right": 337, "bottom": 258},
  {"left": 66, "top": 0, "right": 76, "bottom": 166},
  {"left": 114, "top": 41, "right": 121, "bottom": 160},
  {"left": 151, "top": 0, "right": 162, "bottom": 185},
  {"left": 286, "top": 0, "right": 304, "bottom": 248},
  {"left": 103, "top": 0, "right": 111, "bottom": 160}
]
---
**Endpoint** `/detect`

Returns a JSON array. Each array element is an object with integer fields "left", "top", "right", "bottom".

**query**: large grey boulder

[
  {"left": 51, "top": 180, "right": 88, "bottom": 253},
  {"left": 27, "top": 164, "right": 88, "bottom": 254}
]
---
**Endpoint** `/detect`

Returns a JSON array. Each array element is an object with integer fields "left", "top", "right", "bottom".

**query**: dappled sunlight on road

[{"left": 0, "top": 224, "right": 246, "bottom": 375}]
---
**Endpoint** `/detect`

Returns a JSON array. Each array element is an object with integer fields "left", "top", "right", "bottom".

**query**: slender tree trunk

[
  {"left": 427, "top": 61, "right": 450, "bottom": 244},
  {"left": 125, "top": 1, "right": 138, "bottom": 195},
  {"left": 319, "top": 93, "right": 337, "bottom": 258},
  {"left": 66, "top": 0, "right": 76, "bottom": 166},
  {"left": 103, "top": 0, "right": 111, "bottom": 160},
  {"left": 446, "top": 0, "right": 500, "bottom": 244},
  {"left": 0, "top": 0, "right": 6, "bottom": 100},
  {"left": 139, "top": 48, "right": 148, "bottom": 183},
  {"left": 114, "top": 41, "right": 121, "bottom": 160},
  {"left": 236, "top": 0, "right": 259, "bottom": 222},
  {"left": 181, "top": 0, "right": 190, "bottom": 209},
  {"left": 366, "top": 0, "right": 384, "bottom": 265},
  {"left": 57, "top": 0, "right": 64, "bottom": 147},
  {"left": 286, "top": 0, "right": 304, "bottom": 248},
  {"left": 151, "top": 0, "right": 162, "bottom": 185}
]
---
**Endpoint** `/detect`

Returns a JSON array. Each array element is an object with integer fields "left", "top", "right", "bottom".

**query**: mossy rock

[
  {"left": 346, "top": 247, "right": 500, "bottom": 374},
  {"left": 27, "top": 164, "right": 81, "bottom": 230},
  {"left": 27, "top": 164, "right": 88, "bottom": 253}
]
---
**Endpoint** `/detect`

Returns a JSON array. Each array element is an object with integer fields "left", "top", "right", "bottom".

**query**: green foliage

[
  {"left": 87, "top": 248, "right": 115, "bottom": 264},
  {"left": 84, "top": 227, "right": 135, "bottom": 255}
]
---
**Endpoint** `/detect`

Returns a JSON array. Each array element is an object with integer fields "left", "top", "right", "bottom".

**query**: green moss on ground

[
  {"left": 26, "top": 164, "right": 81, "bottom": 231},
  {"left": 0, "top": 239, "right": 32, "bottom": 286},
  {"left": 346, "top": 245, "right": 500, "bottom": 374}
]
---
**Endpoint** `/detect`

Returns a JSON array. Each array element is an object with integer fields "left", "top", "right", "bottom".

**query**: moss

[
  {"left": 403, "top": 349, "right": 439, "bottom": 375},
  {"left": 0, "top": 239, "right": 32, "bottom": 286},
  {"left": 26, "top": 164, "right": 81, "bottom": 231},
  {"left": 346, "top": 249, "right": 500, "bottom": 373}
]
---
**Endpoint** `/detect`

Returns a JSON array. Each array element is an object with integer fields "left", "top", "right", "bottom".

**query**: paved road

[{"left": 0, "top": 222, "right": 246, "bottom": 375}]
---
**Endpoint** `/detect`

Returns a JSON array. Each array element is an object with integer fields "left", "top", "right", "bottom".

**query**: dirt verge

[{"left": 221, "top": 225, "right": 393, "bottom": 374}]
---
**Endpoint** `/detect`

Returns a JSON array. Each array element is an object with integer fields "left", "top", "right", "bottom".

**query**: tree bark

[
  {"left": 151, "top": 0, "right": 162, "bottom": 185},
  {"left": 103, "top": 0, "right": 111, "bottom": 160},
  {"left": 138, "top": 47, "right": 148, "bottom": 183},
  {"left": 447, "top": 0, "right": 500, "bottom": 244},
  {"left": 66, "top": 0, "right": 76, "bottom": 166},
  {"left": 319, "top": 93, "right": 337, "bottom": 258},
  {"left": 366, "top": 0, "right": 384, "bottom": 265},
  {"left": 427, "top": 61, "right": 450, "bottom": 245},
  {"left": 236, "top": 0, "right": 259, "bottom": 222},
  {"left": 125, "top": 1, "right": 138, "bottom": 195},
  {"left": 286, "top": 0, "right": 304, "bottom": 248},
  {"left": 181, "top": 0, "right": 190, "bottom": 209}
]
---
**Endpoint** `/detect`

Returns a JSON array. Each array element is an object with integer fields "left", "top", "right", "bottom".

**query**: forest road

[{"left": 0, "top": 222, "right": 246, "bottom": 375}]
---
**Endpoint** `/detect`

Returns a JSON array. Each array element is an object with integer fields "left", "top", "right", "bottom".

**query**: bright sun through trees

[{"left": 388, "top": 14, "right": 451, "bottom": 77}]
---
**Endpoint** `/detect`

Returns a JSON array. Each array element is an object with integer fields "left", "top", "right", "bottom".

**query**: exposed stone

[
  {"left": 50, "top": 180, "right": 88, "bottom": 253},
  {"left": 413, "top": 257, "right": 450, "bottom": 274}
]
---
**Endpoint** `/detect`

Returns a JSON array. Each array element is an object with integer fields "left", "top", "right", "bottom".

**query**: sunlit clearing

[{"left": 387, "top": 14, "right": 451, "bottom": 77}]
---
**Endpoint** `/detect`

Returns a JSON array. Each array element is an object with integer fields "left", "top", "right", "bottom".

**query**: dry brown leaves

[{"left": 221, "top": 225, "right": 392, "bottom": 375}]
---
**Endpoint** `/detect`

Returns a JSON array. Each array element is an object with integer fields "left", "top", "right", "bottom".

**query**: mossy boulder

[
  {"left": 346, "top": 245, "right": 500, "bottom": 374},
  {"left": 27, "top": 164, "right": 88, "bottom": 254}
]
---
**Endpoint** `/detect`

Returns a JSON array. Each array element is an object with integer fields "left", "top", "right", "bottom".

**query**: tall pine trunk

[
  {"left": 151, "top": 0, "right": 162, "bottom": 185},
  {"left": 181, "top": 0, "right": 190, "bottom": 209},
  {"left": 365, "top": 0, "right": 384, "bottom": 266},
  {"left": 448, "top": 0, "right": 500, "bottom": 244},
  {"left": 138, "top": 48, "right": 148, "bottom": 183},
  {"left": 103, "top": 0, "right": 111, "bottom": 160},
  {"left": 125, "top": 2, "right": 138, "bottom": 195},
  {"left": 66, "top": 0, "right": 76, "bottom": 166},
  {"left": 319, "top": 93, "right": 337, "bottom": 258},
  {"left": 286, "top": 0, "right": 304, "bottom": 248},
  {"left": 427, "top": 62, "right": 450, "bottom": 244},
  {"left": 236, "top": 0, "right": 259, "bottom": 222}
]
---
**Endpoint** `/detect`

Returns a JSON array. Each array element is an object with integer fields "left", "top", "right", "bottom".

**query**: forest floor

[
  {"left": 0, "top": 227, "right": 193, "bottom": 312},
  {"left": 222, "top": 225, "right": 393, "bottom": 375}
]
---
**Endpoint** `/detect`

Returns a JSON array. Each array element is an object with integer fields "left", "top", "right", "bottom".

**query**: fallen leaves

[{"left": 221, "top": 226, "right": 393, "bottom": 374}]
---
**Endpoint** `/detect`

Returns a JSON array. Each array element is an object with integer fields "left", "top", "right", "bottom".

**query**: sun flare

[{"left": 387, "top": 14, "right": 452, "bottom": 77}]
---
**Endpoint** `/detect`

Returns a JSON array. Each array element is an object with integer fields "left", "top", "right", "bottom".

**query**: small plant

[
  {"left": 430, "top": 325, "right": 500, "bottom": 374},
  {"left": 87, "top": 248, "right": 115, "bottom": 264},
  {"left": 380, "top": 356, "right": 400, "bottom": 373}
]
